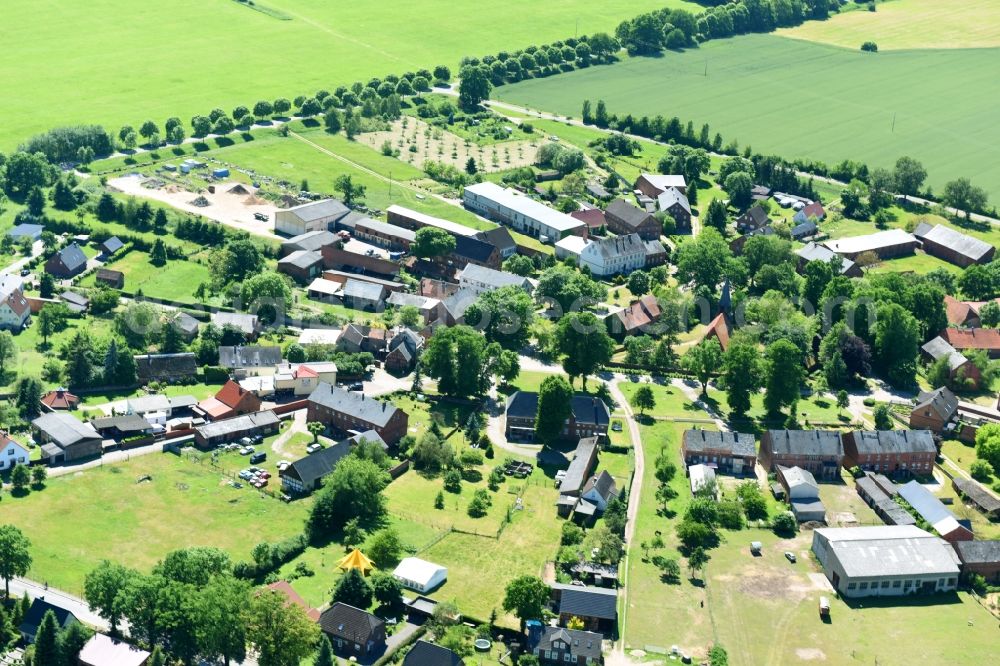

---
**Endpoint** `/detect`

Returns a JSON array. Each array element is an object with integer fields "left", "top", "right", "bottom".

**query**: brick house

[
  {"left": 841, "top": 430, "right": 937, "bottom": 477},
  {"left": 681, "top": 429, "right": 757, "bottom": 476},
  {"left": 194, "top": 380, "right": 262, "bottom": 421},
  {"left": 318, "top": 603, "right": 386, "bottom": 660},
  {"left": 45, "top": 243, "right": 88, "bottom": 278},
  {"left": 604, "top": 199, "right": 661, "bottom": 240},
  {"left": 307, "top": 382, "right": 408, "bottom": 445},
  {"left": 954, "top": 541, "right": 1000, "bottom": 583},
  {"left": 759, "top": 430, "right": 844, "bottom": 480},
  {"left": 909, "top": 387, "right": 959, "bottom": 433},
  {"left": 655, "top": 188, "right": 692, "bottom": 231},
  {"left": 505, "top": 392, "right": 610, "bottom": 442}
]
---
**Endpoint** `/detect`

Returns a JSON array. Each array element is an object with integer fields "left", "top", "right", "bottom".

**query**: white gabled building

[
  {"left": 555, "top": 233, "right": 647, "bottom": 277},
  {"left": 463, "top": 182, "right": 585, "bottom": 243},
  {"left": 0, "top": 277, "right": 30, "bottom": 331},
  {"left": 1, "top": 432, "right": 29, "bottom": 471}
]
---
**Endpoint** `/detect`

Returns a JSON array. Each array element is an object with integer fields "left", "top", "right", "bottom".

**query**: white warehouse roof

[
  {"left": 392, "top": 557, "right": 447, "bottom": 588},
  {"left": 465, "top": 182, "right": 584, "bottom": 233}
]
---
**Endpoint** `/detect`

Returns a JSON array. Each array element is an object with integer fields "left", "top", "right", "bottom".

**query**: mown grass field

[
  {"left": 4, "top": 453, "right": 310, "bottom": 595},
  {"left": 496, "top": 34, "right": 1000, "bottom": 200},
  {"left": 79, "top": 250, "right": 213, "bottom": 303},
  {"left": 0, "top": 0, "right": 700, "bottom": 149},
  {"left": 779, "top": 0, "right": 1000, "bottom": 51}
]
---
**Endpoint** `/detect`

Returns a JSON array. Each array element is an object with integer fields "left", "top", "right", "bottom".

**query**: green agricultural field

[
  {"left": 779, "top": 0, "right": 1000, "bottom": 51},
  {"left": 4, "top": 452, "right": 310, "bottom": 595},
  {"left": 496, "top": 34, "right": 1000, "bottom": 200},
  {"left": 0, "top": 0, "right": 701, "bottom": 149}
]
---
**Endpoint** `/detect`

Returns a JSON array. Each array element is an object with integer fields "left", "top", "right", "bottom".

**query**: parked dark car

[{"left": 250, "top": 452, "right": 267, "bottom": 465}]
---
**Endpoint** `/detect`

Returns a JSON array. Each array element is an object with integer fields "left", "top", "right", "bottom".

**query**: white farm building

[
  {"left": 392, "top": 557, "right": 447, "bottom": 593},
  {"left": 811, "top": 525, "right": 960, "bottom": 598}
]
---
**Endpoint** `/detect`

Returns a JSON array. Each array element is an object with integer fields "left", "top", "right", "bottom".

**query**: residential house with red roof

[
  {"left": 40, "top": 388, "right": 80, "bottom": 411},
  {"left": 194, "top": 380, "right": 262, "bottom": 421},
  {"left": 605, "top": 294, "right": 662, "bottom": 339},
  {"left": 793, "top": 202, "right": 826, "bottom": 225},
  {"left": 264, "top": 581, "right": 321, "bottom": 621},
  {"left": 0, "top": 284, "right": 31, "bottom": 331}
]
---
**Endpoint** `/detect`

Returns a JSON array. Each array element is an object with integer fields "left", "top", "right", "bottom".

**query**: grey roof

[
  {"left": 278, "top": 250, "right": 323, "bottom": 269},
  {"left": 349, "top": 429, "right": 388, "bottom": 450},
  {"left": 283, "top": 440, "right": 351, "bottom": 487},
  {"left": 815, "top": 526, "right": 959, "bottom": 578},
  {"left": 534, "top": 627, "right": 602, "bottom": 661},
  {"left": 954, "top": 539, "right": 1000, "bottom": 564},
  {"left": 683, "top": 429, "right": 756, "bottom": 457},
  {"left": 90, "top": 414, "right": 152, "bottom": 433},
  {"left": 7, "top": 223, "right": 44, "bottom": 239},
  {"left": 552, "top": 583, "right": 617, "bottom": 620},
  {"left": 656, "top": 187, "right": 690, "bottom": 213},
  {"left": 790, "top": 498, "right": 826, "bottom": 519},
  {"left": 464, "top": 182, "right": 584, "bottom": 234},
  {"left": 60, "top": 291, "right": 89, "bottom": 307},
  {"left": 195, "top": 410, "right": 278, "bottom": 440},
  {"left": 590, "top": 233, "right": 646, "bottom": 261},
  {"left": 856, "top": 476, "right": 889, "bottom": 504},
  {"left": 211, "top": 312, "right": 259, "bottom": 335},
  {"left": 921, "top": 336, "right": 969, "bottom": 371},
  {"left": 796, "top": 241, "right": 858, "bottom": 275},
  {"left": 791, "top": 220, "right": 817, "bottom": 239},
  {"left": 403, "top": 640, "right": 465, "bottom": 666},
  {"left": 477, "top": 226, "right": 516, "bottom": 251},
  {"left": 898, "top": 480, "right": 963, "bottom": 532},
  {"left": 134, "top": 352, "right": 198, "bottom": 380},
  {"left": 282, "top": 230, "right": 339, "bottom": 252},
  {"left": 953, "top": 477, "right": 1000, "bottom": 514},
  {"left": 846, "top": 430, "right": 937, "bottom": 456},
  {"left": 127, "top": 393, "right": 171, "bottom": 414},
  {"left": 56, "top": 243, "right": 87, "bottom": 272},
  {"left": 168, "top": 395, "right": 199, "bottom": 409},
  {"left": 505, "top": 391, "right": 611, "bottom": 428},
  {"left": 914, "top": 224, "right": 994, "bottom": 262},
  {"left": 740, "top": 205, "right": 769, "bottom": 228},
  {"left": 458, "top": 264, "right": 532, "bottom": 290},
  {"left": 644, "top": 239, "right": 665, "bottom": 256},
  {"left": 32, "top": 412, "right": 101, "bottom": 448},
  {"left": 169, "top": 312, "right": 201, "bottom": 335},
  {"left": 356, "top": 219, "right": 416, "bottom": 241},
  {"left": 560, "top": 437, "right": 599, "bottom": 495},
  {"left": 318, "top": 603, "right": 384, "bottom": 644},
  {"left": 441, "top": 288, "right": 478, "bottom": 320},
  {"left": 101, "top": 236, "right": 125, "bottom": 253},
  {"left": 913, "top": 387, "right": 959, "bottom": 421},
  {"left": 606, "top": 198, "right": 655, "bottom": 229},
  {"left": 219, "top": 345, "right": 282, "bottom": 369},
  {"left": 283, "top": 199, "right": 349, "bottom": 224},
  {"left": 452, "top": 234, "right": 498, "bottom": 263},
  {"left": 582, "top": 470, "right": 618, "bottom": 502},
  {"left": 308, "top": 382, "right": 401, "bottom": 428},
  {"left": 766, "top": 430, "right": 843, "bottom": 458},
  {"left": 779, "top": 465, "right": 819, "bottom": 495},
  {"left": 343, "top": 279, "right": 386, "bottom": 303}
]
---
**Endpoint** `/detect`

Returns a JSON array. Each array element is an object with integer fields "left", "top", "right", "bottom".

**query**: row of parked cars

[{"left": 238, "top": 466, "right": 271, "bottom": 488}]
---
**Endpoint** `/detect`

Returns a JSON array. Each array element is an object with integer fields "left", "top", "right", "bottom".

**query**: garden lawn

[
  {"left": 0, "top": 0, "right": 699, "bottom": 149},
  {"left": 617, "top": 380, "right": 704, "bottom": 420},
  {"left": 4, "top": 452, "right": 310, "bottom": 595},
  {"left": 778, "top": 0, "right": 1000, "bottom": 51},
  {"left": 82, "top": 250, "right": 213, "bottom": 303},
  {"left": 496, "top": 35, "right": 1000, "bottom": 200}
]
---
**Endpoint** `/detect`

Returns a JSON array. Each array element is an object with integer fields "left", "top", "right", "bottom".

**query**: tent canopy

[{"left": 337, "top": 548, "right": 374, "bottom": 574}]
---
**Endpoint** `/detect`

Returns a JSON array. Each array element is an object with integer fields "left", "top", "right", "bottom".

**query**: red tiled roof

[
  {"left": 41, "top": 389, "right": 80, "bottom": 410},
  {"left": 295, "top": 365, "right": 319, "bottom": 379},
  {"left": 941, "top": 327, "right": 1000, "bottom": 351},
  {"left": 616, "top": 294, "right": 662, "bottom": 331},
  {"left": 800, "top": 202, "right": 825, "bottom": 219},
  {"left": 195, "top": 397, "right": 233, "bottom": 419},
  {"left": 704, "top": 312, "right": 731, "bottom": 351},
  {"left": 264, "top": 581, "right": 321, "bottom": 622},
  {"left": 944, "top": 295, "right": 976, "bottom": 327},
  {"left": 215, "top": 379, "right": 259, "bottom": 410},
  {"left": 3, "top": 288, "right": 30, "bottom": 317},
  {"left": 570, "top": 209, "right": 607, "bottom": 229}
]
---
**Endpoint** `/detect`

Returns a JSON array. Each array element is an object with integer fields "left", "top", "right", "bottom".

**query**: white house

[
  {"left": 392, "top": 557, "right": 447, "bottom": 593},
  {"left": 457, "top": 264, "right": 534, "bottom": 295},
  {"left": 556, "top": 233, "right": 647, "bottom": 277},
  {"left": 580, "top": 471, "right": 619, "bottom": 513},
  {"left": 0, "top": 279, "right": 30, "bottom": 331},
  {"left": 1, "top": 432, "right": 29, "bottom": 471},
  {"left": 689, "top": 463, "right": 717, "bottom": 496},
  {"left": 126, "top": 394, "right": 172, "bottom": 426},
  {"left": 274, "top": 362, "right": 338, "bottom": 396}
]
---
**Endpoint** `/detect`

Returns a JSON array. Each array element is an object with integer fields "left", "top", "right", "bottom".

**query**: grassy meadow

[
  {"left": 0, "top": 0, "right": 702, "bottom": 149},
  {"left": 779, "top": 0, "right": 1000, "bottom": 51},
  {"left": 496, "top": 34, "right": 1000, "bottom": 200}
]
